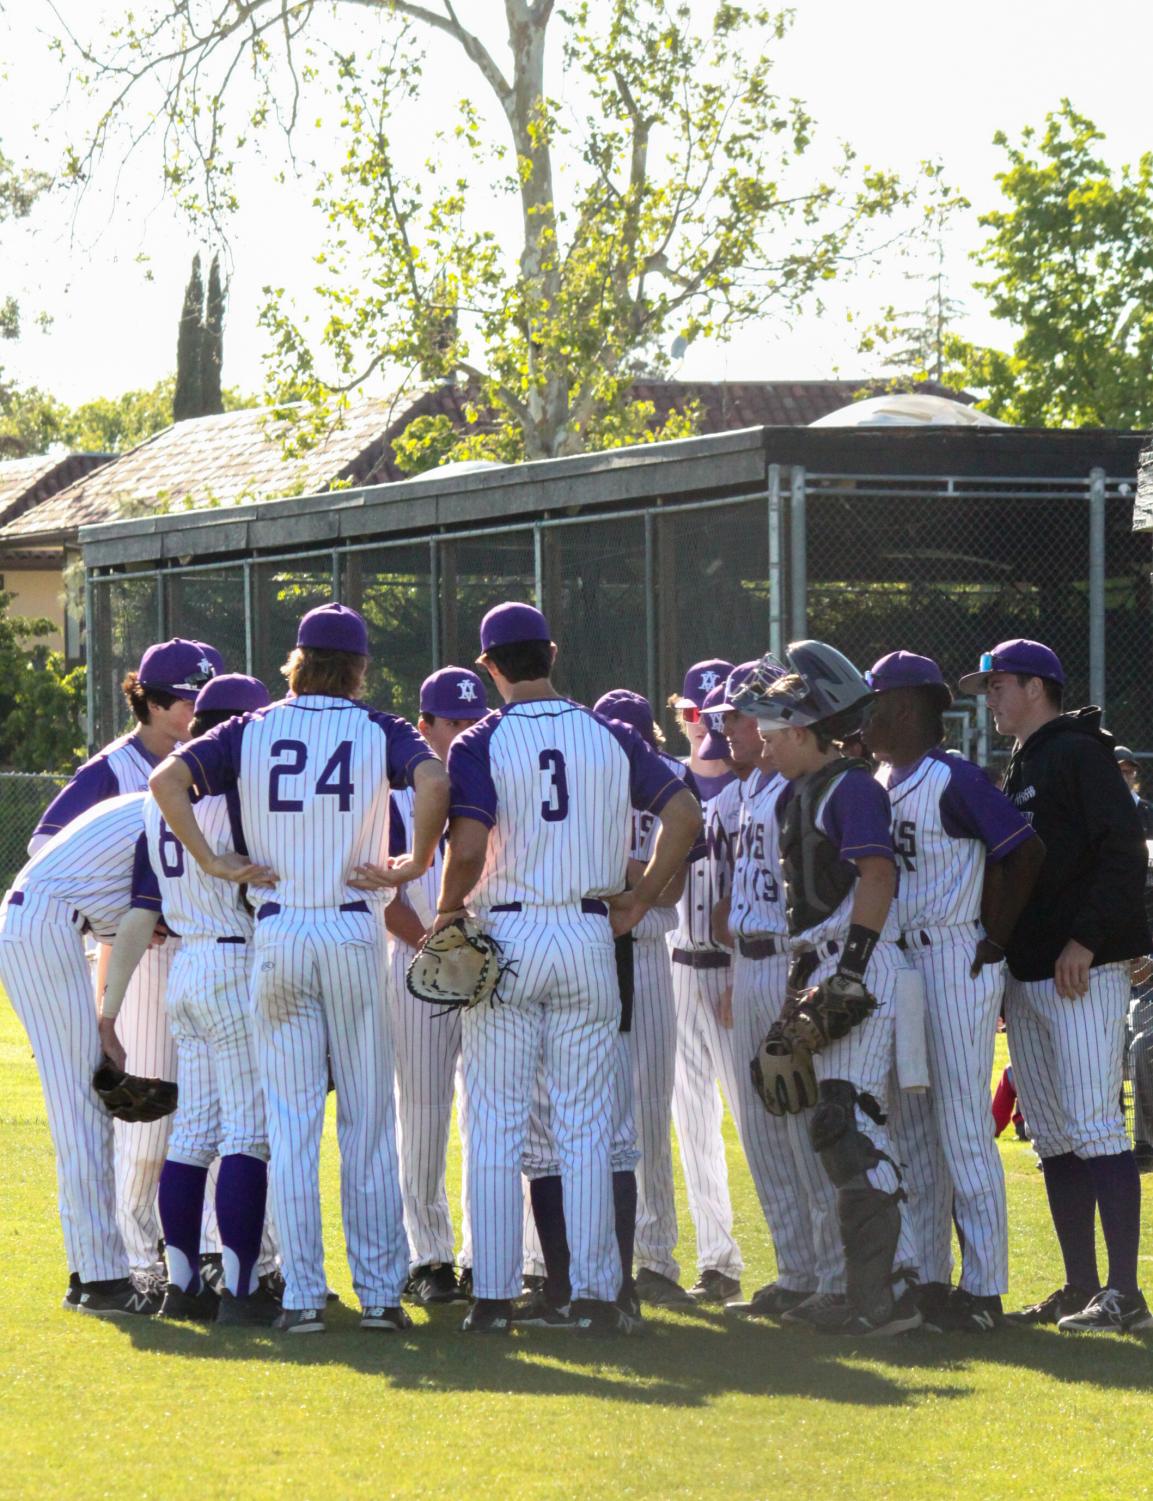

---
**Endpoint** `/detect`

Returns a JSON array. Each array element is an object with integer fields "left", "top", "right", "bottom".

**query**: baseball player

[
  {"left": 1114, "top": 746, "right": 1153, "bottom": 837},
  {"left": 863, "top": 651, "right": 1043, "bottom": 1331},
  {"left": 592, "top": 688, "right": 700, "bottom": 1308},
  {"left": 708, "top": 665, "right": 842, "bottom": 1324},
  {"left": 150, "top": 603, "right": 450, "bottom": 1334},
  {"left": 959, "top": 639, "right": 1152, "bottom": 1333},
  {"left": 32, "top": 638, "right": 224, "bottom": 1291},
  {"left": 384, "top": 665, "right": 488, "bottom": 1303},
  {"left": 666, "top": 661, "right": 748, "bottom": 1303},
  {"left": 0, "top": 792, "right": 173, "bottom": 1316},
  {"left": 739, "top": 641, "right": 922, "bottom": 1338},
  {"left": 432, "top": 602, "right": 702, "bottom": 1335},
  {"left": 97, "top": 674, "right": 281, "bottom": 1326}
]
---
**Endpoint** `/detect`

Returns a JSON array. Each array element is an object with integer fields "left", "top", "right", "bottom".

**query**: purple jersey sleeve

[
  {"left": 33, "top": 758, "right": 120, "bottom": 837},
  {"left": 600, "top": 718, "right": 686, "bottom": 816},
  {"left": 366, "top": 710, "right": 436, "bottom": 786},
  {"left": 388, "top": 793, "right": 408, "bottom": 857},
  {"left": 938, "top": 752, "right": 1035, "bottom": 861},
  {"left": 823, "top": 768, "right": 896, "bottom": 865},
  {"left": 178, "top": 714, "right": 247, "bottom": 795},
  {"left": 129, "top": 833, "right": 162, "bottom": 911},
  {"left": 446, "top": 717, "right": 500, "bottom": 828}
]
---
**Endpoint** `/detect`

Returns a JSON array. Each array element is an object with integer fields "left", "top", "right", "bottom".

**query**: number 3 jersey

[
  {"left": 132, "top": 790, "right": 253, "bottom": 940},
  {"left": 874, "top": 747, "right": 1033, "bottom": 931},
  {"left": 446, "top": 699, "right": 687, "bottom": 914},
  {"left": 177, "top": 694, "right": 434, "bottom": 911}
]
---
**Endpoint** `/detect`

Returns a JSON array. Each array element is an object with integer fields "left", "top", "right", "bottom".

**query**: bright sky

[{"left": 3, "top": 0, "right": 1151, "bottom": 406}]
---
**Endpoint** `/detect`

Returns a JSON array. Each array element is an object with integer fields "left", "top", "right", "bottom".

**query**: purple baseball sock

[
  {"left": 1086, "top": 1151, "right": 1142, "bottom": 1296},
  {"left": 529, "top": 1174, "right": 572, "bottom": 1306},
  {"left": 158, "top": 1160, "right": 210, "bottom": 1292},
  {"left": 1040, "top": 1152, "right": 1100, "bottom": 1293},
  {"left": 216, "top": 1153, "right": 268, "bottom": 1297}
]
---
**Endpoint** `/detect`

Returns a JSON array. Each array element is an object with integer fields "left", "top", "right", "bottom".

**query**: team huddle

[{"left": 4, "top": 598, "right": 1150, "bottom": 1339}]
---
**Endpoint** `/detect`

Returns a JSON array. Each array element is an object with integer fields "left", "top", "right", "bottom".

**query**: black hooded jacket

[{"left": 1001, "top": 707, "right": 1151, "bottom": 981}]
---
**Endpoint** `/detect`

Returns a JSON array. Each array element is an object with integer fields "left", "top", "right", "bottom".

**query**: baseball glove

[
  {"left": 92, "top": 1058, "right": 179, "bottom": 1123},
  {"left": 406, "top": 917, "right": 508, "bottom": 1012},
  {"left": 750, "top": 1024, "right": 818, "bottom": 1117},
  {"left": 781, "top": 973, "right": 878, "bottom": 1054}
]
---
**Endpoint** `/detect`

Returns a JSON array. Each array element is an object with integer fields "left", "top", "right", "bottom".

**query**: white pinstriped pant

[
  {"left": 388, "top": 939, "right": 472, "bottom": 1270},
  {"left": 1005, "top": 961, "right": 1132, "bottom": 1159},
  {"left": 0, "top": 891, "right": 127, "bottom": 1283},
  {"left": 251, "top": 910, "right": 407, "bottom": 1310},
  {"left": 669, "top": 955, "right": 744, "bottom": 1278},
  {"left": 462, "top": 910, "right": 621, "bottom": 1303},
  {"left": 731, "top": 950, "right": 842, "bottom": 1293},
  {"left": 888, "top": 931, "right": 1008, "bottom": 1295},
  {"left": 164, "top": 938, "right": 267, "bottom": 1168},
  {"left": 114, "top": 939, "right": 178, "bottom": 1270},
  {"left": 629, "top": 936, "right": 681, "bottom": 1280}
]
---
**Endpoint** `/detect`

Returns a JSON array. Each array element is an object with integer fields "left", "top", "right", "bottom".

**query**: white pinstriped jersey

[
  {"left": 33, "top": 731, "right": 158, "bottom": 838},
  {"left": 389, "top": 785, "right": 443, "bottom": 929},
  {"left": 631, "top": 752, "right": 691, "bottom": 939},
  {"left": 669, "top": 773, "right": 735, "bottom": 951},
  {"left": 711, "top": 776, "right": 744, "bottom": 898},
  {"left": 446, "top": 699, "right": 684, "bottom": 913},
  {"left": 729, "top": 769, "right": 789, "bottom": 938},
  {"left": 875, "top": 748, "right": 1034, "bottom": 931},
  {"left": 180, "top": 695, "right": 433, "bottom": 913},
  {"left": 136, "top": 792, "right": 252, "bottom": 940},
  {"left": 9, "top": 792, "right": 146, "bottom": 937}
]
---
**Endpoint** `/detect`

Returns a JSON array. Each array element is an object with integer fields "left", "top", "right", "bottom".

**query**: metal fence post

[
  {"left": 84, "top": 571, "right": 96, "bottom": 751},
  {"left": 790, "top": 465, "right": 807, "bottom": 640},
  {"left": 1089, "top": 466, "right": 1106, "bottom": 711},
  {"left": 768, "top": 463, "right": 785, "bottom": 658}
]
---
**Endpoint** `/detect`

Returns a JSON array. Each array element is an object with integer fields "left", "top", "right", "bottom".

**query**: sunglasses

[{"left": 681, "top": 706, "right": 702, "bottom": 723}]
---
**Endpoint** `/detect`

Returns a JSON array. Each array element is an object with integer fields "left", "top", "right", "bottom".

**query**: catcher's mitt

[
  {"left": 750, "top": 1024, "right": 818, "bottom": 1117},
  {"left": 781, "top": 973, "right": 878, "bottom": 1054},
  {"left": 92, "top": 1058, "right": 179, "bottom": 1123},
  {"left": 407, "top": 917, "right": 508, "bottom": 1012}
]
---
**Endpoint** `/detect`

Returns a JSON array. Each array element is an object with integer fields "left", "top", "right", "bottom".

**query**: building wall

[{"left": 0, "top": 567, "right": 65, "bottom": 653}]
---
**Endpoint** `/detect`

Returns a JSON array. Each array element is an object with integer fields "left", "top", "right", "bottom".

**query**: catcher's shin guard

[{"left": 810, "top": 1079, "right": 902, "bottom": 1326}]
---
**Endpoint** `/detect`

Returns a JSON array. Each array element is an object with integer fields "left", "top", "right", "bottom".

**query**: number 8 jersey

[
  {"left": 446, "top": 699, "right": 686, "bottom": 914},
  {"left": 178, "top": 694, "right": 433, "bottom": 911}
]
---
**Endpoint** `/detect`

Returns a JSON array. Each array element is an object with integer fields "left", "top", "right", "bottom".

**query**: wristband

[{"left": 838, "top": 923, "right": 880, "bottom": 982}]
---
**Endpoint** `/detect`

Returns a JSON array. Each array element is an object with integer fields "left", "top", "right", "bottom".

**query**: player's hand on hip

[
  {"left": 609, "top": 891, "right": 647, "bottom": 937},
  {"left": 206, "top": 851, "right": 277, "bottom": 887},
  {"left": 970, "top": 937, "right": 1006, "bottom": 978},
  {"left": 350, "top": 854, "right": 426, "bottom": 889},
  {"left": 1055, "top": 938, "right": 1094, "bottom": 1000},
  {"left": 97, "top": 1016, "right": 127, "bottom": 1072}
]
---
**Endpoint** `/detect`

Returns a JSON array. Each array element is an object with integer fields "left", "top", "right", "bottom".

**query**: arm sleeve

[
  {"left": 129, "top": 833, "right": 163, "bottom": 911},
  {"left": 366, "top": 710, "right": 437, "bottom": 787},
  {"left": 446, "top": 726, "right": 497, "bottom": 829},
  {"left": 823, "top": 771, "right": 896, "bottom": 865},
  {"left": 939, "top": 757, "right": 1036, "bottom": 862},
  {"left": 33, "top": 759, "right": 119, "bottom": 837},
  {"left": 1064, "top": 740, "right": 1149, "bottom": 955},
  {"left": 177, "top": 715, "right": 247, "bottom": 795}
]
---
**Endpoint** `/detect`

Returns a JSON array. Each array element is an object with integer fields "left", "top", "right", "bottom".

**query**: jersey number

[
  {"left": 895, "top": 819, "right": 917, "bottom": 872},
  {"left": 268, "top": 739, "right": 356, "bottom": 813},
  {"left": 158, "top": 818, "right": 185, "bottom": 877},
  {"left": 539, "top": 749, "right": 569, "bottom": 823}
]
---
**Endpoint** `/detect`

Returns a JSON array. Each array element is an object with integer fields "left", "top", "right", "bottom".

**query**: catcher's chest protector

[{"left": 780, "top": 758, "right": 872, "bottom": 937}]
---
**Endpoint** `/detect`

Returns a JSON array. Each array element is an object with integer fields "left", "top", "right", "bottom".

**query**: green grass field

[{"left": 3, "top": 1004, "right": 1152, "bottom": 1501}]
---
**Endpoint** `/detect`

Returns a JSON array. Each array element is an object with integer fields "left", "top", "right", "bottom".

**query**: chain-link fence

[{"left": 0, "top": 773, "right": 65, "bottom": 891}]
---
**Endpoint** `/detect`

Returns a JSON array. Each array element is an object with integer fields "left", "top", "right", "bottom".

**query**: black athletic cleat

[
  {"left": 915, "top": 1281, "right": 953, "bottom": 1333},
  {"left": 513, "top": 1292, "right": 578, "bottom": 1330},
  {"left": 617, "top": 1279, "right": 642, "bottom": 1321},
  {"left": 74, "top": 1277, "right": 161, "bottom": 1318},
  {"left": 780, "top": 1292, "right": 849, "bottom": 1330},
  {"left": 461, "top": 1298, "right": 513, "bottom": 1335},
  {"left": 634, "top": 1268, "right": 695, "bottom": 1308},
  {"left": 406, "top": 1262, "right": 460, "bottom": 1305},
  {"left": 731, "top": 1283, "right": 816, "bottom": 1321},
  {"left": 822, "top": 1288, "right": 922, "bottom": 1339},
  {"left": 273, "top": 1306, "right": 325, "bottom": 1334},
  {"left": 688, "top": 1269, "right": 742, "bottom": 1304},
  {"left": 259, "top": 1269, "right": 286, "bottom": 1304},
  {"left": 521, "top": 1273, "right": 546, "bottom": 1297},
  {"left": 217, "top": 1285, "right": 283, "bottom": 1327},
  {"left": 158, "top": 1282, "right": 220, "bottom": 1323},
  {"left": 1057, "top": 1287, "right": 1153, "bottom": 1335},
  {"left": 361, "top": 1305, "right": 414, "bottom": 1332},
  {"left": 457, "top": 1267, "right": 474, "bottom": 1301},
  {"left": 63, "top": 1272, "right": 82, "bottom": 1312},
  {"left": 939, "top": 1289, "right": 1003, "bottom": 1333},
  {"left": 199, "top": 1253, "right": 225, "bottom": 1296},
  {"left": 1005, "top": 1284, "right": 1096, "bottom": 1327},
  {"left": 571, "top": 1297, "right": 643, "bottom": 1336}
]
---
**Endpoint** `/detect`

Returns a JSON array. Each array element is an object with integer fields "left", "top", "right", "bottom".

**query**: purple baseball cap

[
  {"left": 673, "top": 658, "right": 734, "bottom": 710},
  {"left": 698, "top": 685, "right": 732, "bottom": 762},
  {"left": 194, "top": 673, "right": 271, "bottom": 716},
  {"left": 297, "top": 603, "right": 369, "bottom": 656},
  {"left": 867, "top": 651, "right": 953, "bottom": 707},
  {"left": 137, "top": 638, "right": 220, "bottom": 700},
  {"left": 712, "top": 660, "right": 765, "bottom": 714},
  {"left": 420, "top": 666, "right": 488, "bottom": 720},
  {"left": 958, "top": 638, "right": 1066, "bottom": 695},
  {"left": 479, "top": 601, "right": 551, "bottom": 652},
  {"left": 594, "top": 689, "right": 656, "bottom": 746}
]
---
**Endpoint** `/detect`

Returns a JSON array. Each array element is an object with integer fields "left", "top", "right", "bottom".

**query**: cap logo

[
  {"left": 698, "top": 669, "right": 720, "bottom": 692},
  {"left": 457, "top": 679, "right": 478, "bottom": 703},
  {"left": 707, "top": 712, "right": 725, "bottom": 733}
]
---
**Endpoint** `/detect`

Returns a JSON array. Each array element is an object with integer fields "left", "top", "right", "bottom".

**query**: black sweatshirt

[{"left": 1001, "top": 707, "right": 1150, "bottom": 981}]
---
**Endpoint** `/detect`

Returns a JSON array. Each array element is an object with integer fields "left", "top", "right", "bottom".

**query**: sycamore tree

[{"left": 58, "top": 1, "right": 911, "bottom": 466}]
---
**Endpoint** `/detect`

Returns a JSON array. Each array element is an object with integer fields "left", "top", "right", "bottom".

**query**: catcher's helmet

[{"left": 732, "top": 640, "right": 873, "bottom": 729}]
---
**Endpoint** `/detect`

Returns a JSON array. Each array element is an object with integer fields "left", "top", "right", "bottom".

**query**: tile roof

[{"left": 0, "top": 452, "right": 111, "bottom": 530}]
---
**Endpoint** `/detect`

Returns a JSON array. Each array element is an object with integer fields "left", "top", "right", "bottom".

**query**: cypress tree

[
  {"left": 173, "top": 253, "right": 204, "bottom": 422},
  {"left": 202, "top": 254, "right": 225, "bottom": 415}
]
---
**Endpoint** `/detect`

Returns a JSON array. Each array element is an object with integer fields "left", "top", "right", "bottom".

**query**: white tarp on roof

[{"left": 810, "top": 393, "right": 1008, "bottom": 428}]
